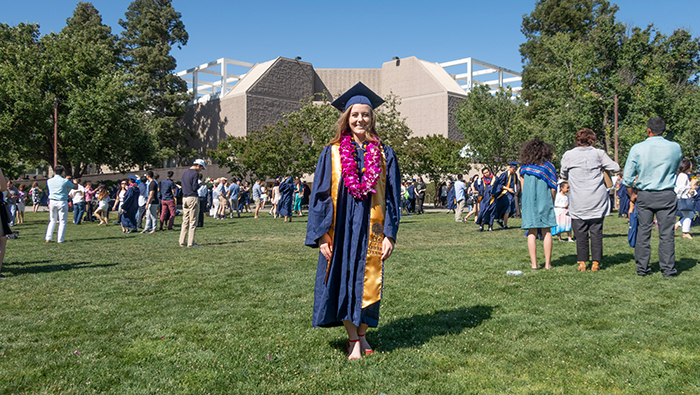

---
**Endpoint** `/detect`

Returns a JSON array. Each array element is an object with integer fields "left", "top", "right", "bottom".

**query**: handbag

[
  {"left": 628, "top": 206, "right": 638, "bottom": 247},
  {"left": 597, "top": 150, "right": 613, "bottom": 188},
  {"left": 677, "top": 198, "right": 695, "bottom": 212}
]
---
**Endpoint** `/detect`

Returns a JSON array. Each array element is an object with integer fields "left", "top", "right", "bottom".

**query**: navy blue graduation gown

[
  {"left": 446, "top": 186, "right": 456, "bottom": 210},
  {"left": 120, "top": 186, "right": 139, "bottom": 229},
  {"left": 278, "top": 177, "right": 294, "bottom": 217},
  {"left": 476, "top": 178, "right": 496, "bottom": 226},
  {"left": 306, "top": 143, "right": 401, "bottom": 328},
  {"left": 617, "top": 185, "right": 630, "bottom": 217},
  {"left": 493, "top": 172, "right": 516, "bottom": 220}
]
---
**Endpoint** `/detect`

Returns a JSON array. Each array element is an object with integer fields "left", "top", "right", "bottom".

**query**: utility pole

[
  {"left": 53, "top": 98, "right": 59, "bottom": 168},
  {"left": 614, "top": 94, "right": 618, "bottom": 164}
]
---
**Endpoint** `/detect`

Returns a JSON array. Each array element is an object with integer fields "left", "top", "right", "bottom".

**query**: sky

[{"left": 4, "top": 0, "right": 700, "bottom": 76}]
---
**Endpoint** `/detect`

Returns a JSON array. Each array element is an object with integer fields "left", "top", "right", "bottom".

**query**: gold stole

[
  {"left": 327, "top": 143, "right": 387, "bottom": 309},
  {"left": 498, "top": 173, "right": 513, "bottom": 199}
]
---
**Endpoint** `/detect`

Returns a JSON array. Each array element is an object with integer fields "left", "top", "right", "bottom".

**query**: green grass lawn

[{"left": 1, "top": 209, "right": 699, "bottom": 394}]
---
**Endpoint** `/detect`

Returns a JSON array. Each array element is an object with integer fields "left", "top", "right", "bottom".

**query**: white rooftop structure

[
  {"left": 439, "top": 57, "right": 522, "bottom": 94},
  {"left": 175, "top": 55, "right": 523, "bottom": 159},
  {"left": 175, "top": 58, "right": 256, "bottom": 104}
]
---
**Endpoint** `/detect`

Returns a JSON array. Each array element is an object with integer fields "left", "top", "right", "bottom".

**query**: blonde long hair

[{"left": 327, "top": 104, "right": 380, "bottom": 146}]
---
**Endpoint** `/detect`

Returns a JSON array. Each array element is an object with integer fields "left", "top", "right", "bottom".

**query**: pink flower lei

[{"left": 339, "top": 132, "right": 382, "bottom": 200}]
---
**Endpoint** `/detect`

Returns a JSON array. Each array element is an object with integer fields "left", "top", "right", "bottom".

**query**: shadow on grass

[
  {"left": 76, "top": 236, "right": 130, "bottom": 242},
  {"left": 550, "top": 254, "right": 577, "bottom": 268},
  {"left": 550, "top": 251, "right": 636, "bottom": 270},
  {"left": 676, "top": 258, "right": 696, "bottom": 274},
  {"left": 649, "top": 258, "right": 696, "bottom": 275},
  {"left": 330, "top": 305, "right": 494, "bottom": 352},
  {"left": 203, "top": 240, "right": 246, "bottom": 246},
  {"left": 600, "top": 252, "right": 635, "bottom": 269},
  {"left": 603, "top": 233, "right": 627, "bottom": 238},
  {"left": 5, "top": 261, "right": 118, "bottom": 276}
]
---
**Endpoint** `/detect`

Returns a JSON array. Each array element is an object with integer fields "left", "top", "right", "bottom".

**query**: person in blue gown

[
  {"left": 120, "top": 179, "right": 139, "bottom": 233},
  {"left": 493, "top": 162, "right": 519, "bottom": 229},
  {"left": 306, "top": 82, "right": 401, "bottom": 361},
  {"left": 476, "top": 167, "right": 497, "bottom": 231},
  {"left": 278, "top": 176, "right": 294, "bottom": 222},
  {"left": 446, "top": 180, "right": 456, "bottom": 213},
  {"left": 617, "top": 180, "right": 630, "bottom": 218}
]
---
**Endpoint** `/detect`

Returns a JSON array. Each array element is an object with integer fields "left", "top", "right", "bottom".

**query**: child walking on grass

[
  {"left": 519, "top": 139, "right": 558, "bottom": 270},
  {"left": 552, "top": 181, "right": 573, "bottom": 242},
  {"left": 94, "top": 185, "right": 110, "bottom": 226}
]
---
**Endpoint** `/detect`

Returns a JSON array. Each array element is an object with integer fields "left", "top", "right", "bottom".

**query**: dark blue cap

[
  {"left": 508, "top": 161, "right": 520, "bottom": 167},
  {"left": 331, "top": 81, "right": 384, "bottom": 112}
]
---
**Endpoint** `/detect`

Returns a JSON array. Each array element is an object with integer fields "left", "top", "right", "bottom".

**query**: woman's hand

[
  {"left": 381, "top": 237, "right": 395, "bottom": 261},
  {"left": 319, "top": 233, "right": 333, "bottom": 262}
]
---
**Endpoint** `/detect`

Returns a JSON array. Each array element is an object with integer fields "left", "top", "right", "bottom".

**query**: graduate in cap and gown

[
  {"left": 305, "top": 82, "right": 401, "bottom": 361},
  {"left": 493, "top": 161, "right": 519, "bottom": 229},
  {"left": 278, "top": 176, "right": 295, "bottom": 222},
  {"left": 446, "top": 180, "right": 456, "bottom": 213},
  {"left": 475, "top": 167, "right": 496, "bottom": 231},
  {"left": 120, "top": 177, "right": 140, "bottom": 233}
]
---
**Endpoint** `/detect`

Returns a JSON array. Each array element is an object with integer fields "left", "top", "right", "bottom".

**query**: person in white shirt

[
  {"left": 674, "top": 159, "right": 697, "bottom": 240},
  {"left": 68, "top": 179, "right": 86, "bottom": 225},
  {"left": 196, "top": 174, "right": 208, "bottom": 227},
  {"left": 552, "top": 181, "right": 574, "bottom": 242}
]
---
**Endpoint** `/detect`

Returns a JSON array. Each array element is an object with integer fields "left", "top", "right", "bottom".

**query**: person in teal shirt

[
  {"left": 623, "top": 117, "right": 682, "bottom": 277},
  {"left": 45, "top": 165, "right": 75, "bottom": 243}
]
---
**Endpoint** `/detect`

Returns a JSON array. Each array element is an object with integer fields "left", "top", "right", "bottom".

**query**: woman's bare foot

[
  {"left": 358, "top": 333, "right": 373, "bottom": 355},
  {"left": 683, "top": 233, "right": 693, "bottom": 239},
  {"left": 347, "top": 339, "right": 361, "bottom": 360}
]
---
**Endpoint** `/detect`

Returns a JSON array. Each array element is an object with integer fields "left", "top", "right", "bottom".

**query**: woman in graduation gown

[
  {"left": 120, "top": 178, "right": 140, "bottom": 233},
  {"left": 446, "top": 181, "right": 456, "bottom": 213},
  {"left": 475, "top": 167, "right": 497, "bottom": 231},
  {"left": 306, "top": 82, "right": 401, "bottom": 361},
  {"left": 278, "top": 176, "right": 295, "bottom": 222}
]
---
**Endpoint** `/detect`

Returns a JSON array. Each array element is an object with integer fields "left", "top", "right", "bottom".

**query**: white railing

[
  {"left": 438, "top": 57, "right": 522, "bottom": 95},
  {"left": 176, "top": 58, "right": 255, "bottom": 104}
]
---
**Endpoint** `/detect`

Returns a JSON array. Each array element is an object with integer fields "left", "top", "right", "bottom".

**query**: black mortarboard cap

[{"left": 331, "top": 81, "right": 385, "bottom": 112}]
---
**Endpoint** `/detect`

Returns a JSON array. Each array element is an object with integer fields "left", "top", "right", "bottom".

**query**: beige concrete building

[{"left": 177, "top": 55, "right": 521, "bottom": 162}]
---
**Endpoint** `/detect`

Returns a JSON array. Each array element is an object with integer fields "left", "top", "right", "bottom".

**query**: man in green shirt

[{"left": 623, "top": 117, "right": 682, "bottom": 277}]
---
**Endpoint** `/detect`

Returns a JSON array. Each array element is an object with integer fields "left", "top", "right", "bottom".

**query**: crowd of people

[
  {"left": 0, "top": 88, "right": 694, "bottom": 361},
  {"left": 433, "top": 119, "right": 689, "bottom": 276},
  {"left": 3, "top": 162, "right": 312, "bottom": 250}
]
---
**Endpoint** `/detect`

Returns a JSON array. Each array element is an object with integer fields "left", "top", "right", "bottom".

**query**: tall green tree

[
  {"left": 455, "top": 85, "right": 528, "bottom": 173},
  {"left": 119, "top": 0, "right": 193, "bottom": 165},
  {"left": 375, "top": 94, "right": 414, "bottom": 176},
  {"left": 0, "top": 3, "right": 154, "bottom": 178},
  {"left": 0, "top": 23, "right": 51, "bottom": 177},
  {"left": 520, "top": 0, "right": 625, "bottom": 157},
  {"left": 406, "top": 135, "right": 471, "bottom": 197},
  {"left": 54, "top": 2, "right": 154, "bottom": 177},
  {"left": 520, "top": 0, "right": 700, "bottom": 165}
]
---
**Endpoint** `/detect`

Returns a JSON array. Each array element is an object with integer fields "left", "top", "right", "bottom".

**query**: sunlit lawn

[{"left": 1, "top": 208, "right": 699, "bottom": 394}]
